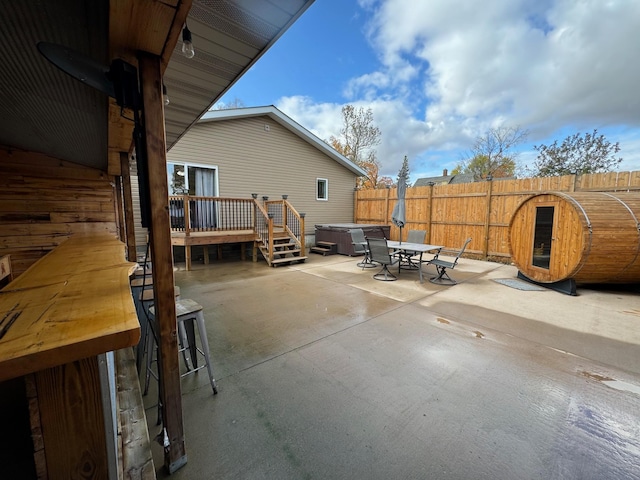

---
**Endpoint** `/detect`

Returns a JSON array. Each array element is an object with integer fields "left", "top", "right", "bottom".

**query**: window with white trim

[
  {"left": 167, "top": 162, "right": 218, "bottom": 196},
  {"left": 167, "top": 162, "right": 220, "bottom": 229},
  {"left": 316, "top": 178, "right": 328, "bottom": 201}
]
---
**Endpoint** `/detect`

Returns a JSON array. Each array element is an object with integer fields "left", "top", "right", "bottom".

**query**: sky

[{"left": 218, "top": 0, "right": 640, "bottom": 184}]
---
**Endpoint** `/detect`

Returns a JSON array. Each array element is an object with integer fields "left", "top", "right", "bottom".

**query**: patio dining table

[{"left": 387, "top": 241, "right": 443, "bottom": 283}]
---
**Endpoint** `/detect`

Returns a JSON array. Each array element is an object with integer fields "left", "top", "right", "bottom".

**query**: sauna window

[{"left": 532, "top": 206, "right": 554, "bottom": 269}]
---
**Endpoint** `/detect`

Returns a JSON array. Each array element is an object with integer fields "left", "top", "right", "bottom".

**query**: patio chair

[
  {"left": 398, "top": 229, "right": 427, "bottom": 272},
  {"left": 367, "top": 237, "right": 400, "bottom": 281},
  {"left": 350, "top": 228, "right": 377, "bottom": 269},
  {"left": 428, "top": 238, "right": 472, "bottom": 285}
]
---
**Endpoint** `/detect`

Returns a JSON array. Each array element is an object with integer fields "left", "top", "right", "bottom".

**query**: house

[
  {"left": 0, "top": 0, "right": 315, "bottom": 477},
  {"left": 155, "top": 106, "right": 366, "bottom": 250},
  {"left": 413, "top": 168, "right": 476, "bottom": 186}
]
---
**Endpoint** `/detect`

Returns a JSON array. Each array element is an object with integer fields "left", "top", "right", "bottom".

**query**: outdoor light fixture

[
  {"left": 181, "top": 25, "right": 195, "bottom": 58},
  {"left": 162, "top": 83, "right": 170, "bottom": 106}
]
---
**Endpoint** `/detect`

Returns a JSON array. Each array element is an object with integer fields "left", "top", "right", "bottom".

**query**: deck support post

[{"left": 138, "top": 52, "right": 186, "bottom": 473}]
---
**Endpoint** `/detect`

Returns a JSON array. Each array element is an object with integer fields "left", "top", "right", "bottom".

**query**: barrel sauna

[{"left": 509, "top": 192, "right": 640, "bottom": 285}]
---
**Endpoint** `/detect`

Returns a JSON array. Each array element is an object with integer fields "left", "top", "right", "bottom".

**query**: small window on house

[{"left": 317, "top": 178, "right": 328, "bottom": 201}]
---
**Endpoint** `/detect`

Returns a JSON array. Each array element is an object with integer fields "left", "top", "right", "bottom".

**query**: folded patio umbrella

[{"left": 391, "top": 175, "right": 406, "bottom": 242}]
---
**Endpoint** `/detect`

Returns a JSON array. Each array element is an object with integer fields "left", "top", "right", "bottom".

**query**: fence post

[
  {"left": 427, "top": 182, "right": 434, "bottom": 243},
  {"left": 483, "top": 178, "right": 493, "bottom": 260},
  {"left": 353, "top": 187, "right": 358, "bottom": 223},
  {"left": 385, "top": 187, "right": 391, "bottom": 228}
]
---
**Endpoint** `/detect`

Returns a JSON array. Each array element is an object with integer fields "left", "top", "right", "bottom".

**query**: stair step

[
  {"left": 274, "top": 242, "right": 297, "bottom": 249},
  {"left": 271, "top": 256, "right": 308, "bottom": 265},
  {"left": 273, "top": 249, "right": 301, "bottom": 256},
  {"left": 311, "top": 241, "right": 337, "bottom": 256},
  {"left": 310, "top": 246, "right": 335, "bottom": 256},
  {"left": 316, "top": 241, "right": 337, "bottom": 247}
]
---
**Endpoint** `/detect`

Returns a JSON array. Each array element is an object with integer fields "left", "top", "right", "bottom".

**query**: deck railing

[
  {"left": 254, "top": 197, "right": 306, "bottom": 263},
  {"left": 169, "top": 195, "right": 305, "bottom": 263},
  {"left": 264, "top": 197, "right": 305, "bottom": 255},
  {"left": 169, "top": 196, "right": 256, "bottom": 233}
]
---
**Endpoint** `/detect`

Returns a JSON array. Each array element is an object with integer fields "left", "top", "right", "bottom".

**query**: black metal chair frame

[
  {"left": 397, "top": 230, "right": 427, "bottom": 272},
  {"left": 350, "top": 228, "right": 378, "bottom": 269},
  {"left": 367, "top": 237, "right": 400, "bottom": 281},
  {"left": 428, "top": 238, "right": 472, "bottom": 285}
]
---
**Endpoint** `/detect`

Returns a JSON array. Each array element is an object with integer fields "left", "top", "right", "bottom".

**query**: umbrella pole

[{"left": 399, "top": 226, "right": 403, "bottom": 244}]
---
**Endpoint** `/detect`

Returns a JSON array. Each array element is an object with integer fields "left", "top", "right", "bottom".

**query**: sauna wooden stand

[
  {"left": 0, "top": 234, "right": 153, "bottom": 479},
  {"left": 517, "top": 271, "right": 577, "bottom": 296}
]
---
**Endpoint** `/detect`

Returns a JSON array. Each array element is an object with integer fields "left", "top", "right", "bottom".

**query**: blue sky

[{"left": 219, "top": 0, "right": 640, "bottom": 183}]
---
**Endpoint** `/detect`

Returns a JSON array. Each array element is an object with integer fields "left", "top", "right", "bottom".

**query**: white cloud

[{"left": 281, "top": 0, "right": 640, "bottom": 180}]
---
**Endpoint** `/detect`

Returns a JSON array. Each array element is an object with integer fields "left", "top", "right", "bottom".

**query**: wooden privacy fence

[{"left": 354, "top": 171, "right": 640, "bottom": 263}]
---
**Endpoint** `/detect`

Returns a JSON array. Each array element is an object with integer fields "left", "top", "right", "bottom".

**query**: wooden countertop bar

[{"left": 0, "top": 233, "right": 140, "bottom": 381}]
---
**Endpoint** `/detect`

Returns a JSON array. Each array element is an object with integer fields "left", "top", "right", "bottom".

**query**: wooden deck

[
  {"left": 171, "top": 230, "right": 257, "bottom": 270},
  {"left": 168, "top": 195, "right": 307, "bottom": 270}
]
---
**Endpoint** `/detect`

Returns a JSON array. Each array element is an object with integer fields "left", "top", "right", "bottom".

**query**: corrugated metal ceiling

[
  {"left": 0, "top": 0, "right": 314, "bottom": 172},
  {"left": 163, "top": 0, "right": 314, "bottom": 151},
  {"left": 0, "top": 0, "right": 110, "bottom": 170}
]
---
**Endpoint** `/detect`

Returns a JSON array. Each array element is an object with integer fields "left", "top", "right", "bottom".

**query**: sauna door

[{"left": 532, "top": 206, "right": 554, "bottom": 269}]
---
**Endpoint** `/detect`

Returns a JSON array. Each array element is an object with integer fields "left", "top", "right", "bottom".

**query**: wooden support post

[
  {"left": 138, "top": 53, "right": 186, "bottom": 473},
  {"left": 268, "top": 214, "right": 274, "bottom": 264},
  {"left": 120, "top": 152, "right": 137, "bottom": 262},
  {"left": 185, "top": 246, "right": 192, "bottom": 271},
  {"left": 184, "top": 194, "right": 192, "bottom": 271},
  {"left": 299, "top": 213, "right": 306, "bottom": 255}
]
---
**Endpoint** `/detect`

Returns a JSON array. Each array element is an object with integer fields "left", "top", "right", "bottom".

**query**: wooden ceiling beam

[{"left": 107, "top": 0, "right": 192, "bottom": 175}]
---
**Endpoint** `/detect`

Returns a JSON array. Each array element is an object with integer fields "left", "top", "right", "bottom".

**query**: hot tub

[{"left": 315, "top": 223, "right": 390, "bottom": 256}]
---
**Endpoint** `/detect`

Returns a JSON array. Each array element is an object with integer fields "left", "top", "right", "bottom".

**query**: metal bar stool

[{"left": 147, "top": 299, "right": 218, "bottom": 395}]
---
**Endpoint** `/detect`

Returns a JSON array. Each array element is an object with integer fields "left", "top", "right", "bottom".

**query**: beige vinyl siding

[{"left": 166, "top": 116, "right": 358, "bottom": 234}]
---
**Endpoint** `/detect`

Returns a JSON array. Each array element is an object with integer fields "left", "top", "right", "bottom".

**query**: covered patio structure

[{"left": 0, "top": 0, "right": 315, "bottom": 477}]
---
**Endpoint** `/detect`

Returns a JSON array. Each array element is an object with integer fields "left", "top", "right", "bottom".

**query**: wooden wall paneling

[
  {"left": 35, "top": 357, "right": 108, "bottom": 480},
  {"left": 115, "top": 175, "right": 126, "bottom": 241},
  {"left": 0, "top": 146, "right": 118, "bottom": 277}
]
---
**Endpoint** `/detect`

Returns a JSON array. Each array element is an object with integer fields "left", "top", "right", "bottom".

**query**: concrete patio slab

[{"left": 147, "top": 252, "right": 640, "bottom": 479}]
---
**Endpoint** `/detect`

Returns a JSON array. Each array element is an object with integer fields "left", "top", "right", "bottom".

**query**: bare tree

[
  {"left": 328, "top": 105, "right": 384, "bottom": 189},
  {"left": 210, "top": 97, "right": 246, "bottom": 110},
  {"left": 455, "top": 126, "right": 528, "bottom": 180}
]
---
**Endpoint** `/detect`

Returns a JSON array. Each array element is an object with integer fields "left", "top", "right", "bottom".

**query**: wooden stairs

[
  {"left": 310, "top": 241, "right": 337, "bottom": 256},
  {"left": 258, "top": 230, "right": 308, "bottom": 267}
]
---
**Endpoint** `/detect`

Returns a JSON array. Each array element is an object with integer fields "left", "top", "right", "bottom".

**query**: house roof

[
  {"left": 200, "top": 106, "right": 367, "bottom": 176},
  {"left": 414, "top": 173, "right": 476, "bottom": 186},
  {"left": 0, "top": 0, "right": 315, "bottom": 173}
]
